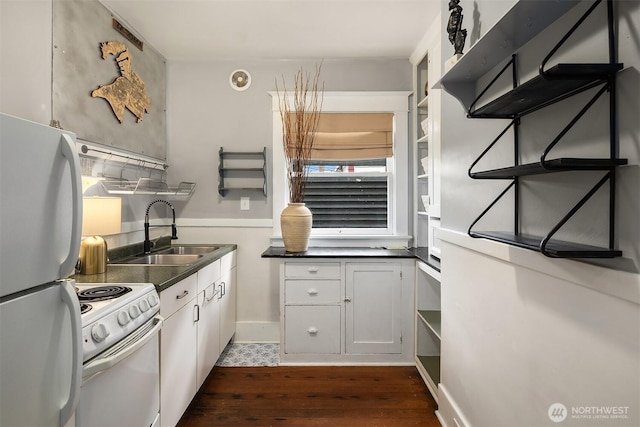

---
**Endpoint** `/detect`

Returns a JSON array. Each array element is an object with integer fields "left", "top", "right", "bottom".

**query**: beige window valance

[{"left": 286, "top": 113, "right": 394, "bottom": 161}]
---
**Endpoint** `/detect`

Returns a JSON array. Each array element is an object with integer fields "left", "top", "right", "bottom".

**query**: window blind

[{"left": 286, "top": 113, "right": 394, "bottom": 161}]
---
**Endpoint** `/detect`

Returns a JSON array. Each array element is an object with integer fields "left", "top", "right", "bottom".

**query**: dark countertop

[
  {"left": 74, "top": 242, "right": 237, "bottom": 293},
  {"left": 261, "top": 246, "right": 415, "bottom": 259},
  {"left": 262, "top": 246, "right": 440, "bottom": 272}
]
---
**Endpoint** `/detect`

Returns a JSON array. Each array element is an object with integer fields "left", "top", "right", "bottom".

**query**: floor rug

[{"left": 215, "top": 342, "right": 280, "bottom": 367}]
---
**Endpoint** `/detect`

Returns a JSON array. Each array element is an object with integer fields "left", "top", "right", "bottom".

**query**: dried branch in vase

[{"left": 276, "top": 64, "right": 324, "bottom": 204}]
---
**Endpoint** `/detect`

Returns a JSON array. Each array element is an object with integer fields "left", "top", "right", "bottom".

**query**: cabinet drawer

[
  {"left": 284, "top": 262, "right": 341, "bottom": 278},
  {"left": 197, "top": 260, "right": 221, "bottom": 294},
  {"left": 160, "top": 274, "right": 198, "bottom": 318},
  {"left": 285, "top": 280, "right": 341, "bottom": 305},
  {"left": 284, "top": 306, "right": 340, "bottom": 354}
]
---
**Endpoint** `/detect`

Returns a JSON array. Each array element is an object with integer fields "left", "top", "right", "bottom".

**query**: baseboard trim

[
  {"left": 438, "top": 384, "right": 472, "bottom": 427},
  {"left": 234, "top": 321, "right": 280, "bottom": 343}
]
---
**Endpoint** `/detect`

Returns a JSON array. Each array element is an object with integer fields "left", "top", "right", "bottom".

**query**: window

[
  {"left": 305, "top": 158, "right": 389, "bottom": 229},
  {"left": 271, "top": 91, "right": 410, "bottom": 246}
]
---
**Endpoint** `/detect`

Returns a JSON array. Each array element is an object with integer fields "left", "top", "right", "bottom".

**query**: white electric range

[{"left": 74, "top": 283, "right": 162, "bottom": 427}]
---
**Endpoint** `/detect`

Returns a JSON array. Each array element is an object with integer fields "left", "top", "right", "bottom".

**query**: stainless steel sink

[
  {"left": 122, "top": 254, "right": 203, "bottom": 265},
  {"left": 157, "top": 245, "right": 219, "bottom": 255}
]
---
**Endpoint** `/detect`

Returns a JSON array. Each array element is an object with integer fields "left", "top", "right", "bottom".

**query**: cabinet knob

[
  {"left": 307, "top": 327, "right": 318, "bottom": 335},
  {"left": 344, "top": 296, "right": 352, "bottom": 303},
  {"left": 308, "top": 267, "right": 318, "bottom": 273},
  {"left": 307, "top": 289, "right": 318, "bottom": 296}
]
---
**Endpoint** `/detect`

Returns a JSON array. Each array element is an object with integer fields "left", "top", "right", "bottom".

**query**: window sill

[{"left": 269, "top": 235, "right": 412, "bottom": 249}]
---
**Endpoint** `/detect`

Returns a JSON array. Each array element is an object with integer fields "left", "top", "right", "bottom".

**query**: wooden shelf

[
  {"left": 470, "top": 158, "right": 628, "bottom": 178},
  {"left": 469, "top": 64, "right": 623, "bottom": 118},
  {"left": 218, "top": 147, "right": 267, "bottom": 196},
  {"left": 438, "top": 0, "right": 583, "bottom": 110},
  {"left": 417, "top": 355, "right": 440, "bottom": 385},
  {"left": 418, "top": 310, "right": 441, "bottom": 339},
  {"left": 470, "top": 231, "right": 622, "bottom": 258}
]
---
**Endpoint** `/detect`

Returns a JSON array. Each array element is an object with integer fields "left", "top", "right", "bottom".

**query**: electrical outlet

[{"left": 240, "top": 197, "right": 250, "bottom": 210}]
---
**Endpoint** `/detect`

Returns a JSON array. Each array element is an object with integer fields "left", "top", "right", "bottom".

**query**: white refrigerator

[{"left": 0, "top": 113, "right": 83, "bottom": 426}]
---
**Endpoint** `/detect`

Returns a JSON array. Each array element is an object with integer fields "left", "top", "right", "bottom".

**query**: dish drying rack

[
  {"left": 80, "top": 143, "right": 196, "bottom": 197},
  {"left": 100, "top": 178, "right": 196, "bottom": 196}
]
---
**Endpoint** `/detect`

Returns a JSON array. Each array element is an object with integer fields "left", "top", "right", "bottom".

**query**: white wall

[
  {"left": 0, "top": 0, "right": 52, "bottom": 124},
  {"left": 435, "top": 0, "right": 640, "bottom": 425},
  {"left": 439, "top": 230, "right": 639, "bottom": 427},
  {"left": 166, "top": 59, "right": 412, "bottom": 340}
]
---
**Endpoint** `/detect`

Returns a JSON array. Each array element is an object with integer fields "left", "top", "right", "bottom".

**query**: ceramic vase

[{"left": 280, "top": 202, "right": 312, "bottom": 252}]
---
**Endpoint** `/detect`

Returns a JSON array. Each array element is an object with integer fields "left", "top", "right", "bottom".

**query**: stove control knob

[
  {"left": 91, "top": 323, "right": 109, "bottom": 343},
  {"left": 129, "top": 305, "right": 141, "bottom": 319},
  {"left": 117, "top": 311, "right": 131, "bottom": 326},
  {"left": 139, "top": 299, "right": 150, "bottom": 312},
  {"left": 148, "top": 294, "right": 159, "bottom": 307}
]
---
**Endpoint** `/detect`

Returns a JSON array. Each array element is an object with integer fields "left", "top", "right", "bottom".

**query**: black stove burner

[
  {"left": 80, "top": 303, "right": 92, "bottom": 315},
  {"left": 77, "top": 285, "right": 132, "bottom": 302}
]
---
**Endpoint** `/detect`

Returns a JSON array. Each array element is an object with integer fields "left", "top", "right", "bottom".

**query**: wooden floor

[{"left": 178, "top": 366, "right": 440, "bottom": 427}]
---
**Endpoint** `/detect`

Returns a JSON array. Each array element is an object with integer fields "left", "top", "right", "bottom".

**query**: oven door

[{"left": 76, "top": 316, "right": 162, "bottom": 427}]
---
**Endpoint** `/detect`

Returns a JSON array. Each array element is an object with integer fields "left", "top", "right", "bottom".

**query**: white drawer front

[
  {"left": 284, "top": 306, "right": 340, "bottom": 354},
  {"left": 160, "top": 274, "right": 198, "bottom": 318},
  {"left": 285, "top": 280, "right": 341, "bottom": 305},
  {"left": 197, "top": 260, "right": 221, "bottom": 294},
  {"left": 284, "top": 262, "right": 341, "bottom": 278}
]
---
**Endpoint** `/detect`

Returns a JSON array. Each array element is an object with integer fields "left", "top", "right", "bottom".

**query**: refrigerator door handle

[
  {"left": 58, "top": 134, "right": 83, "bottom": 279},
  {"left": 59, "top": 280, "right": 82, "bottom": 426}
]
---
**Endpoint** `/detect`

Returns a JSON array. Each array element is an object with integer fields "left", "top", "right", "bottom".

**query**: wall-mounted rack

[
  {"left": 100, "top": 178, "right": 196, "bottom": 196},
  {"left": 80, "top": 144, "right": 168, "bottom": 171},
  {"left": 218, "top": 147, "right": 267, "bottom": 196},
  {"left": 441, "top": 0, "right": 625, "bottom": 258},
  {"left": 79, "top": 143, "right": 196, "bottom": 197}
]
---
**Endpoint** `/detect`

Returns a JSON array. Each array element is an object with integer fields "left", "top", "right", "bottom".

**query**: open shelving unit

[
  {"left": 415, "top": 260, "right": 441, "bottom": 401},
  {"left": 440, "top": 0, "right": 625, "bottom": 258},
  {"left": 218, "top": 147, "right": 267, "bottom": 196}
]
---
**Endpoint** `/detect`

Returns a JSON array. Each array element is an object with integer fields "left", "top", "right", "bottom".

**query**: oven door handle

[{"left": 83, "top": 315, "right": 163, "bottom": 379}]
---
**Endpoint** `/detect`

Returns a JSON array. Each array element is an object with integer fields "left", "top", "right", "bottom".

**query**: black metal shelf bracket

[{"left": 466, "top": 0, "right": 624, "bottom": 258}]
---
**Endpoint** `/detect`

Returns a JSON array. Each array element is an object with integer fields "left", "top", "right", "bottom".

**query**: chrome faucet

[{"left": 144, "top": 199, "right": 178, "bottom": 254}]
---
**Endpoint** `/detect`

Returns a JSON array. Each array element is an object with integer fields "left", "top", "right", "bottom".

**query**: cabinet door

[
  {"left": 160, "top": 297, "right": 197, "bottom": 427},
  {"left": 219, "top": 266, "right": 237, "bottom": 349},
  {"left": 196, "top": 283, "right": 220, "bottom": 389},
  {"left": 345, "top": 263, "right": 402, "bottom": 354}
]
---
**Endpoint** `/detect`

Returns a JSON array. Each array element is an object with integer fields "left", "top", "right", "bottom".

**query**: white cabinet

[
  {"left": 196, "top": 260, "right": 222, "bottom": 389},
  {"left": 160, "top": 274, "right": 198, "bottom": 427},
  {"left": 415, "top": 260, "right": 441, "bottom": 403},
  {"left": 218, "top": 251, "right": 237, "bottom": 349},
  {"left": 159, "top": 249, "right": 237, "bottom": 427},
  {"left": 345, "top": 263, "right": 402, "bottom": 354},
  {"left": 280, "top": 259, "right": 414, "bottom": 364}
]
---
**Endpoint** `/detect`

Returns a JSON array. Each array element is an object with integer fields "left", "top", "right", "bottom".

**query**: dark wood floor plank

[{"left": 178, "top": 366, "right": 440, "bottom": 427}]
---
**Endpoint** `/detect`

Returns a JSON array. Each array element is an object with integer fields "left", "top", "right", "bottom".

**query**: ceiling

[{"left": 100, "top": 0, "right": 441, "bottom": 61}]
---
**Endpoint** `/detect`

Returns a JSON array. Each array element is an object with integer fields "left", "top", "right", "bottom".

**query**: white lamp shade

[{"left": 82, "top": 197, "right": 122, "bottom": 236}]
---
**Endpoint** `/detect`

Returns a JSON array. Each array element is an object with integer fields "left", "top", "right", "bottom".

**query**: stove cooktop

[{"left": 77, "top": 282, "right": 160, "bottom": 362}]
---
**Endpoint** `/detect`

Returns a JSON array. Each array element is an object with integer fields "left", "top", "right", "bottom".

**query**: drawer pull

[
  {"left": 205, "top": 289, "right": 217, "bottom": 302},
  {"left": 307, "top": 327, "right": 318, "bottom": 335},
  {"left": 307, "top": 267, "right": 319, "bottom": 273},
  {"left": 176, "top": 290, "right": 189, "bottom": 300},
  {"left": 307, "top": 289, "right": 318, "bottom": 296}
]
